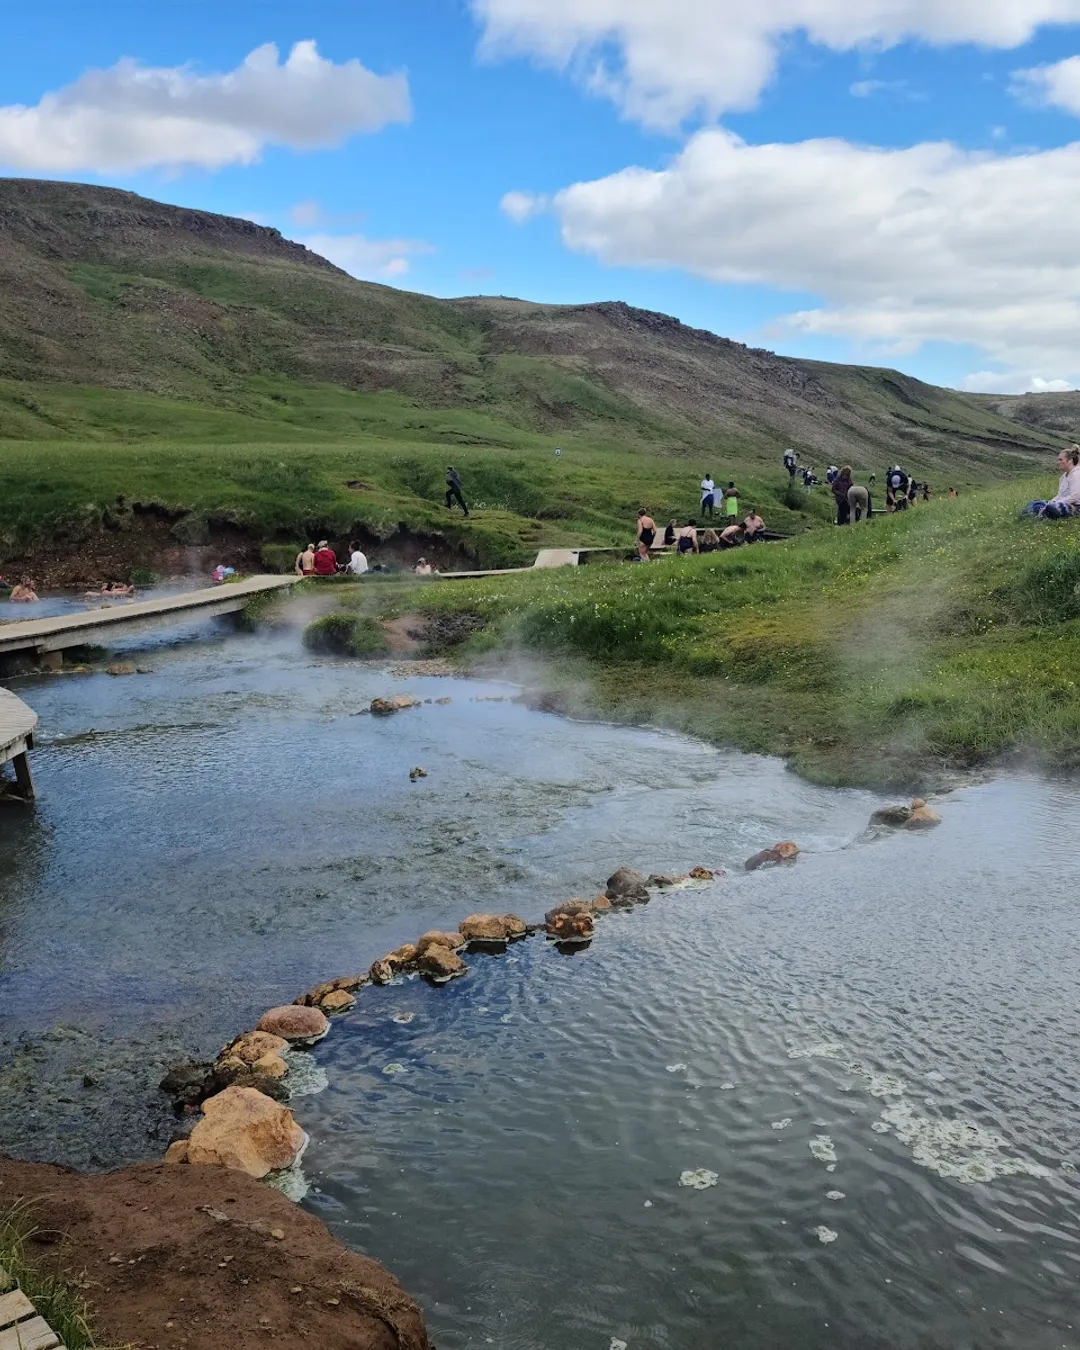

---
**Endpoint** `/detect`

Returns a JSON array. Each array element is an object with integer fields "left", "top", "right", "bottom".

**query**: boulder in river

[
  {"left": 106, "top": 662, "right": 138, "bottom": 676},
  {"left": 319, "top": 989, "right": 355, "bottom": 1015},
  {"left": 745, "top": 842, "right": 800, "bottom": 871},
  {"left": 370, "top": 694, "right": 421, "bottom": 716},
  {"left": 252, "top": 1051, "right": 289, "bottom": 1080},
  {"left": 187, "top": 1086, "right": 307, "bottom": 1179},
  {"left": 546, "top": 910, "right": 595, "bottom": 943},
  {"left": 459, "top": 913, "right": 527, "bottom": 943},
  {"left": 386, "top": 943, "right": 420, "bottom": 970},
  {"left": 688, "top": 866, "right": 717, "bottom": 880},
  {"left": 870, "top": 803, "right": 914, "bottom": 828},
  {"left": 418, "top": 945, "right": 467, "bottom": 982},
  {"left": 904, "top": 798, "right": 942, "bottom": 830},
  {"left": 159, "top": 1060, "right": 214, "bottom": 1111},
  {"left": 647, "top": 874, "right": 678, "bottom": 888},
  {"left": 256, "top": 1005, "right": 329, "bottom": 1044},
  {"left": 293, "top": 974, "right": 366, "bottom": 1007},
  {"left": 416, "top": 930, "right": 464, "bottom": 956},
  {"left": 369, "top": 958, "right": 394, "bottom": 985},
  {"left": 224, "top": 1031, "right": 289, "bottom": 1066},
  {"left": 605, "top": 866, "right": 650, "bottom": 906}
]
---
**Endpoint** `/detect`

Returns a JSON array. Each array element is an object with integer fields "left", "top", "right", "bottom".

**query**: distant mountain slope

[{"left": 0, "top": 177, "right": 1064, "bottom": 475}]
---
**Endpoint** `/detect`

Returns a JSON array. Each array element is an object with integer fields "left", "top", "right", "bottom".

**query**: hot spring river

[{"left": 1, "top": 601, "right": 1078, "bottom": 1350}]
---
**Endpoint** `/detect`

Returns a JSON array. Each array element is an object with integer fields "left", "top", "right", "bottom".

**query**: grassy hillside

[{"left": 325, "top": 484, "right": 1080, "bottom": 789}]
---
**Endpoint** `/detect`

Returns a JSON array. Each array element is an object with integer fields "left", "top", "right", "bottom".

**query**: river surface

[{"left": 1, "top": 603, "right": 1078, "bottom": 1350}]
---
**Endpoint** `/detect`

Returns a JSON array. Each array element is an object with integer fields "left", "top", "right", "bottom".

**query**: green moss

[{"left": 302, "top": 612, "right": 389, "bottom": 657}]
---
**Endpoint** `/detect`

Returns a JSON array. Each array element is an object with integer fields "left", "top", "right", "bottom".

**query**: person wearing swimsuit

[
  {"left": 678, "top": 519, "right": 699, "bottom": 554},
  {"left": 636, "top": 508, "right": 656, "bottom": 561}
]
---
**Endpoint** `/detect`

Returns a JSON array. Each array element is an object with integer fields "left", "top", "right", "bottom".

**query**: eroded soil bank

[{"left": 0, "top": 1156, "right": 431, "bottom": 1350}]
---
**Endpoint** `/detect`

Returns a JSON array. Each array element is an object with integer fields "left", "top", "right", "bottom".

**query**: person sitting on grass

[
  {"left": 313, "top": 541, "right": 338, "bottom": 576},
  {"left": 1023, "top": 447, "right": 1080, "bottom": 519},
  {"left": 699, "top": 527, "right": 720, "bottom": 553},
  {"left": 636, "top": 508, "right": 657, "bottom": 561},
  {"left": 347, "top": 542, "right": 369, "bottom": 576},
  {"left": 719, "top": 522, "right": 746, "bottom": 549},
  {"left": 743, "top": 508, "right": 765, "bottom": 539},
  {"left": 677, "top": 519, "right": 699, "bottom": 554},
  {"left": 9, "top": 576, "right": 38, "bottom": 602},
  {"left": 295, "top": 543, "right": 316, "bottom": 576}
]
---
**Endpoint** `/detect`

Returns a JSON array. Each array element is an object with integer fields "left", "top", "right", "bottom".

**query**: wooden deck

[
  {"left": 0, "top": 575, "right": 296, "bottom": 659},
  {"left": 0, "top": 687, "right": 37, "bottom": 799},
  {"left": 0, "top": 1265, "right": 65, "bottom": 1348}
]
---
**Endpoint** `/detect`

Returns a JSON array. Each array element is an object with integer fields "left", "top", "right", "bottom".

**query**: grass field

[{"left": 315, "top": 481, "right": 1080, "bottom": 788}]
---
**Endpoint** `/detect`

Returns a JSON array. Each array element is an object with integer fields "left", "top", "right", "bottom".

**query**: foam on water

[
  {"left": 284, "top": 1050, "right": 329, "bottom": 1098},
  {"left": 879, "top": 1102, "right": 1053, "bottom": 1184},
  {"left": 679, "top": 1169, "right": 719, "bottom": 1190}
]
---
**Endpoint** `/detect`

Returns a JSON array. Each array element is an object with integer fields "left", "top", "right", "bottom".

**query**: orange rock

[
  {"left": 773, "top": 841, "right": 800, "bottom": 860},
  {"left": 319, "top": 989, "right": 355, "bottom": 1014},
  {"left": 369, "top": 959, "right": 394, "bottom": 985},
  {"left": 164, "top": 1139, "right": 190, "bottom": 1164},
  {"left": 416, "top": 930, "right": 464, "bottom": 955},
  {"left": 256, "top": 1005, "right": 329, "bottom": 1043},
  {"left": 187, "top": 1086, "right": 307, "bottom": 1179},
  {"left": 252, "top": 1052, "right": 289, "bottom": 1080},
  {"left": 418, "top": 946, "right": 467, "bottom": 981},
  {"left": 904, "top": 802, "right": 942, "bottom": 830},
  {"left": 387, "top": 943, "right": 419, "bottom": 969},
  {"left": 459, "top": 914, "right": 527, "bottom": 942},
  {"left": 224, "top": 1031, "right": 289, "bottom": 1065},
  {"left": 546, "top": 911, "right": 595, "bottom": 942}
]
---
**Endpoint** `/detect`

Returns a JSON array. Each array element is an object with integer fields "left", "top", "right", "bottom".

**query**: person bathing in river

[
  {"left": 677, "top": 519, "right": 699, "bottom": 554},
  {"left": 636, "top": 508, "right": 656, "bottom": 561},
  {"left": 1023, "top": 447, "right": 1080, "bottom": 519},
  {"left": 720, "top": 522, "right": 747, "bottom": 549},
  {"left": 699, "top": 527, "right": 720, "bottom": 553},
  {"left": 743, "top": 508, "right": 765, "bottom": 540},
  {"left": 313, "top": 541, "right": 338, "bottom": 576},
  {"left": 295, "top": 543, "right": 316, "bottom": 576},
  {"left": 414, "top": 558, "right": 434, "bottom": 575},
  {"left": 663, "top": 519, "right": 677, "bottom": 547},
  {"left": 10, "top": 576, "right": 38, "bottom": 602}
]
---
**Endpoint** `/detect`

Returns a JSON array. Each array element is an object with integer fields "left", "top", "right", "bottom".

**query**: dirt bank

[{"left": 0, "top": 1156, "right": 431, "bottom": 1350}]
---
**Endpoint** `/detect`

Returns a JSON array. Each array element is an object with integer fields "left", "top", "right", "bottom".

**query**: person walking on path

[
  {"left": 445, "top": 466, "right": 469, "bottom": 515},
  {"left": 832, "top": 466, "right": 854, "bottom": 524},
  {"left": 723, "top": 482, "right": 740, "bottom": 520},
  {"left": 847, "top": 481, "right": 870, "bottom": 523},
  {"left": 700, "top": 474, "right": 716, "bottom": 517},
  {"left": 635, "top": 508, "right": 657, "bottom": 561}
]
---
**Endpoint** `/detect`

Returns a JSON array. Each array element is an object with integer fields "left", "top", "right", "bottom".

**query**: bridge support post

[
  {"left": 11, "top": 751, "right": 34, "bottom": 800},
  {"left": 38, "top": 650, "right": 62, "bottom": 672}
]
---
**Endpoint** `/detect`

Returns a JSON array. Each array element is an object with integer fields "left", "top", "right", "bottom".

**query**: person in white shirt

[
  {"left": 346, "top": 542, "right": 369, "bottom": 575},
  {"left": 700, "top": 474, "right": 716, "bottom": 518},
  {"left": 1026, "top": 447, "right": 1080, "bottom": 519}
]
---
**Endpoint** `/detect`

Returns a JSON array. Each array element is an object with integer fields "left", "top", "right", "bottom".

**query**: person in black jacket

[{"left": 445, "top": 466, "right": 469, "bottom": 515}]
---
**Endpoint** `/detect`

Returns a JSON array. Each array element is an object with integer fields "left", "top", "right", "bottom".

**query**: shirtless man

[
  {"left": 720, "top": 523, "right": 746, "bottom": 548},
  {"left": 10, "top": 576, "right": 38, "bottom": 602},
  {"left": 636, "top": 508, "right": 657, "bottom": 561},
  {"left": 743, "top": 508, "right": 765, "bottom": 540},
  {"left": 295, "top": 543, "right": 316, "bottom": 576}
]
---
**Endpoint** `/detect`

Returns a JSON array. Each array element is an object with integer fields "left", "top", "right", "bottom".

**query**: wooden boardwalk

[
  {"left": 0, "top": 1266, "right": 65, "bottom": 1349},
  {"left": 0, "top": 687, "right": 37, "bottom": 800},
  {"left": 0, "top": 575, "right": 296, "bottom": 661}
]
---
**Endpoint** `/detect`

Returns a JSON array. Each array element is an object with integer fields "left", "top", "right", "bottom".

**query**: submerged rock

[
  {"left": 870, "top": 803, "right": 914, "bottom": 828},
  {"left": 459, "top": 914, "right": 527, "bottom": 943},
  {"left": 187, "top": 1086, "right": 307, "bottom": 1179},
  {"left": 409, "top": 766, "right": 429, "bottom": 781},
  {"left": 225, "top": 1031, "right": 289, "bottom": 1066},
  {"left": 745, "top": 842, "right": 800, "bottom": 872},
  {"left": 904, "top": 798, "right": 942, "bottom": 830},
  {"left": 256, "top": 1005, "right": 329, "bottom": 1045},
  {"left": 370, "top": 694, "right": 421, "bottom": 716},
  {"left": 647, "top": 874, "right": 677, "bottom": 888},
  {"left": 605, "top": 866, "right": 650, "bottom": 906},
  {"left": 369, "top": 959, "right": 394, "bottom": 985},
  {"left": 418, "top": 946, "right": 467, "bottom": 982},
  {"left": 106, "top": 662, "right": 137, "bottom": 676}
]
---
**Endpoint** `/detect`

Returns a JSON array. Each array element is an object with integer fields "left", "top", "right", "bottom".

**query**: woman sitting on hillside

[{"left": 1023, "top": 447, "right": 1080, "bottom": 519}]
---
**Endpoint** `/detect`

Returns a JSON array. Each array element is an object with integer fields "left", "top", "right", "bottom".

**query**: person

[
  {"left": 1023, "top": 446, "right": 1080, "bottom": 518},
  {"left": 677, "top": 519, "right": 699, "bottom": 555},
  {"left": 414, "top": 558, "right": 434, "bottom": 575},
  {"left": 723, "top": 481, "right": 740, "bottom": 519},
  {"left": 663, "top": 519, "right": 677, "bottom": 547},
  {"left": 921, "top": 483, "right": 931, "bottom": 503},
  {"left": 554, "top": 447, "right": 562, "bottom": 458},
  {"left": 212, "top": 564, "right": 236, "bottom": 583},
  {"left": 832, "top": 466, "right": 853, "bottom": 524},
  {"left": 783, "top": 448, "right": 798, "bottom": 478},
  {"left": 869, "top": 472, "right": 877, "bottom": 486},
  {"left": 743, "top": 508, "right": 765, "bottom": 540},
  {"left": 802, "top": 466, "right": 817, "bottom": 489},
  {"left": 9, "top": 576, "right": 38, "bottom": 602},
  {"left": 445, "top": 466, "right": 469, "bottom": 515},
  {"left": 699, "top": 527, "right": 720, "bottom": 553},
  {"left": 295, "top": 543, "right": 315, "bottom": 576},
  {"left": 700, "top": 474, "right": 716, "bottom": 518},
  {"left": 949, "top": 487, "right": 958, "bottom": 499},
  {"left": 719, "top": 522, "right": 746, "bottom": 548},
  {"left": 636, "top": 508, "right": 657, "bottom": 561},
  {"left": 313, "top": 541, "right": 338, "bottom": 576},
  {"left": 847, "top": 481, "right": 870, "bottom": 524},
  {"left": 346, "top": 542, "right": 369, "bottom": 576},
  {"left": 907, "top": 478, "right": 919, "bottom": 508},
  {"left": 826, "top": 465, "right": 838, "bottom": 485},
  {"left": 886, "top": 465, "right": 909, "bottom": 512}
]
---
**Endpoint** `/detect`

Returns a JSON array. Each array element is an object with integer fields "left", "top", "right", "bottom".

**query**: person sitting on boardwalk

[
  {"left": 1023, "top": 447, "right": 1080, "bottom": 519},
  {"left": 700, "top": 474, "right": 716, "bottom": 518},
  {"left": 346, "top": 542, "right": 369, "bottom": 576},
  {"left": 743, "top": 508, "right": 765, "bottom": 540},
  {"left": 9, "top": 576, "right": 38, "bottom": 602},
  {"left": 313, "top": 541, "right": 338, "bottom": 576},
  {"left": 720, "top": 522, "right": 746, "bottom": 548},
  {"left": 723, "top": 482, "right": 740, "bottom": 519},
  {"left": 445, "top": 466, "right": 469, "bottom": 515},
  {"left": 663, "top": 519, "right": 678, "bottom": 547},
  {"left": 636, "top": 508, "right": 657, "bottom": 560},
  {"left": 699, "top": 527, "right": 720, "bottom": 553},
  {"left": 678, "top": 519, "right": 699, "bottom": 554},
  {"left": 295, "top": 543, "right": 316, "bottom": 576}
]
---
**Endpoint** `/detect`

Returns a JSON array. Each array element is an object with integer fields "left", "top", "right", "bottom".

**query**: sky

[{"left": 4, "top": 1, "right": 1080, "bottom": 393}]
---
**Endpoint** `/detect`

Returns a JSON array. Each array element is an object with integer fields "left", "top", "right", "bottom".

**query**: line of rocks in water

[{"left": 156, "top": 796, "right": 941, "bottom": 1186}]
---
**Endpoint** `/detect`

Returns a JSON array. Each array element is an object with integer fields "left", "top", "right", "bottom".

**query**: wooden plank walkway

[
  {"left": 0, "top": 687, "right": 37, "bottom": 799},
  {"left": 0, "top": 575, "right": 296, "bottom": 659},
  {"left": 0, "top": 1268, "right": 65, "bottom": 1350}
]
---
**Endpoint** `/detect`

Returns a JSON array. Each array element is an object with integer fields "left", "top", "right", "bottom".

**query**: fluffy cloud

[
  {"left": 961, "top": 371, "right": 1073, "bottom": 393},
  {"left": 500, "top": 189, "right": 549, "bottom": 222},
  {"left": 474, "top": 0, "right": 1080, "bottom": 125},
  {"left": 1013, "top": 54, "right": 1080, "bottom": 113},
  {"left": 532, "top": 128, "right": 1080, "bottom": 376},
  {"left": 296, "top": 231, "right": 433, "bottom": 280},
  {"left": 0, "top": 41, "right": 410, "bottom": 173}
]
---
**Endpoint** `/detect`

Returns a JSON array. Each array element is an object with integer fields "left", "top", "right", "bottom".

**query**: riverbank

[
  {"left": 0, "top": 1156, "right": 430, "bottom": 1350},
  {"left": 320, "top": 481, "right": 1080, "bottom": 789}
]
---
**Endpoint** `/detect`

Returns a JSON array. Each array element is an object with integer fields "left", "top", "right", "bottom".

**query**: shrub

[{"left": 302, "top": 612, "right": 388, "bottom": 657}]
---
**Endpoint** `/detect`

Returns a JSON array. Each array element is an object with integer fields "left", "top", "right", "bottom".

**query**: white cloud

[
  {"left": 0, "top": 41, "right": 410, "bottom": 173},
  {"left": 1012, "top": 54, "right": 1080, "bottom": 113},
  {"left": 537, "top": 127, "right": 1080, "bottom": 376},
  {"left": 473, "top": 0, "right": 1080, "bottom": 126},
  {"left": 295, "top": 231, "right": 434, "bottom": 280},
  {"left": 500, "top": 189, "right": 549, "bottom": 222},
  {"left": 850, "top": 78, "right": 924, "bottom": 99},
  {"left": 961, "top": 371, "right": 1074, "bottom": 392}
]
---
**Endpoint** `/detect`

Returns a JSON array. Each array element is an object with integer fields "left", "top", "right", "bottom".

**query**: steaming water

[{"left": 1, "top": 608, "right": 1079, "bottom": 1350}]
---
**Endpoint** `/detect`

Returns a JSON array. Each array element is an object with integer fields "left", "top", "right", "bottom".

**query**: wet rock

[
  {"left": 418, "top": 946, "right": 467, "bottom": 982},
  {"left": 409, "top": 766, "right": 429, "bottom": 781},
  {"left": 256, "top": 1005, "right": 329, "bottom": 1044},
  {"left": 517, "top": 689, "right": 570, "bottom": 716},
  {"left": 159, "top": 1061, "right": 213, "bottom": 1100},
  {"left": 590, "top": 894, "right": 613, "bottom": 912},
  {"left": 370, "top": 694, "right": 421, "bottom": 716},
  {"left": 293, "top": 975, "right": 366, "bottom": 1007},
  {"left": 319, "top": 990, "right": 355, "bottom": 1015},
  {"left": 459, "top": 914, "right": 527, "bottom": 943},
  {"left": 252, "top": 1052, "right": 289, "bottom": 1079},
  {"left": 870, "top": 803, "right": 914, "bottom": 828},
  {"left": 745, "top": 842, "right": 800, "bottom": 871},
  {"left": 605, "top": 866, "right": 650, "bottom": 906},
  {"left": 544, "top": 898, "right": 593, "bottom": 925},
  {"left": 904, "top": 798, "right": 942, "bottom": 830},
  {"left": 647, "top": 874, "right": 677, "bottom": 888},
  {"left": 546, "top": 910, "right": 595, "bottom": 943},
  {"left": 688, "top": 867, "right": 716, "bottom": 880},
  {"left": 415, "top": 930, "right": 464, "bottom": 956},
  {"left": 369, "top": 959, "right": 394, "bottom": 985},
  {"left": 187, "top": 1086, "right": 307, "bottom": 1179},
  {"left": 386, "top": 943, "right": 419, "bottom": 970},
  {"left": 224, "top": 1031, "right": 289, "bottom": 1066},
  {"left": 164, "top": 1139, "right": 190, "bottom": 1164},
  {"left": 207, "top": 1059, "right": 289, "bottom": 1103},
  {"left": 106, "top": 662, "right": 137, "bottom": 677},
  {"left": 434, "top": 696, "right": 452, "bottom": 705},
  {"left": 773, "top": 841, "right": 799, "bottom": 860}
]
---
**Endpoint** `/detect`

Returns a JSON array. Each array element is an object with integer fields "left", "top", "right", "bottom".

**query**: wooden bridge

[
  {"left": 0, "top": 686, "right": 37, "bottom": 800},
  {"left": 0, "top": 575, "right": 296, "bottom": 666}
]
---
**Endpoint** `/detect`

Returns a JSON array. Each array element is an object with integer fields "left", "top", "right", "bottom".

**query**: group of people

[
  {"left": 635, "top": 505, "right": 766, "bottom": 559},
  {"left": 85, "top": 580, "right": 135, "bottom": 598},
  {"left": 3, "top": 576, "right": 38, "bottom": 603},
  {"left": 698, "top": 475, "right": 743, "bottom": 521},
  {"left": 294, "top": 541, "right": 370, "bottom": 577},
  {"left": 784, "top": 448, "right": 940, "bottom": 524}
]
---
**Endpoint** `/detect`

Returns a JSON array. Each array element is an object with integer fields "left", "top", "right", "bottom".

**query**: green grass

[
  {"left": 330, "top": 482, "right": 1080, "bottom": 788},
  {"left": 0, "top": 1203, "right": 126, "bottom": 1350}
]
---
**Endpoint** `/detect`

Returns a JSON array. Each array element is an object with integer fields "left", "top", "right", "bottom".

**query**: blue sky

[{"left": 3, "top": 0, "right": 1080, "bottom": 392}]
